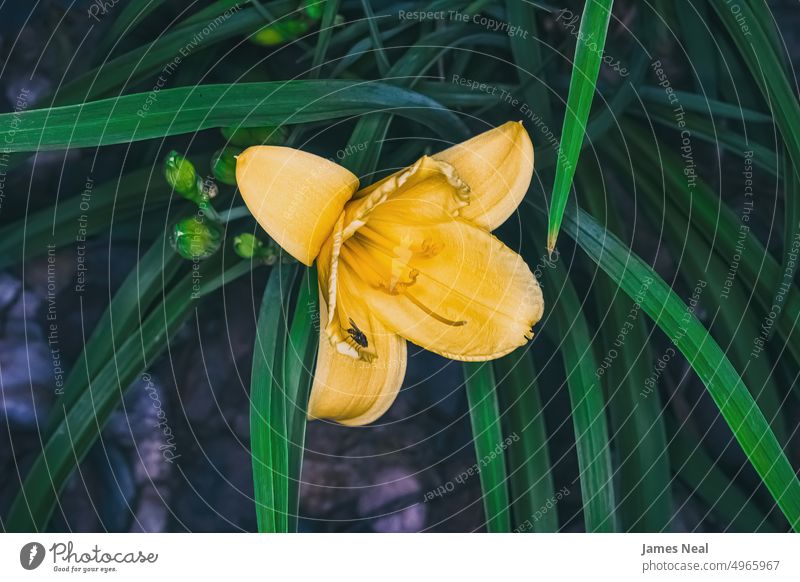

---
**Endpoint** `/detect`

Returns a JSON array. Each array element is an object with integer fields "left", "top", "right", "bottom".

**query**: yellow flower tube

[{"left": 237, "top": 121, "right": 544, "bottom": 426}]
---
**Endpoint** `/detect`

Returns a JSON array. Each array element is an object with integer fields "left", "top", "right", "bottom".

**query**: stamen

[
  {"left": 343, "top": 238, "right": 417, "bottom": 293},
  {"left": 341, "top": 244, "right": 388, "bottom": 287},
  {"left": 405, "top": 292, "right": 466, "bottom": 327},
  {"left": 364, "top": 219, "right": 442, "bottom": 258}
]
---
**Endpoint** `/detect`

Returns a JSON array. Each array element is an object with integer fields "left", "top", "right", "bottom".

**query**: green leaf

[
  {"left": 339, "top": 113, "right": 392, "bottom": 179},
  {"left": 576, "top": 165, "right": 671, "bottom": 532},
  {"left": 309, "top": 0, "right": 343, "bottom": 77},
  {"left": 782, "top": 146, "right": 800, "bottom": 303},
  {"left": 547, "top": 0, "right": 614, "bottom": 253},
  {"left": 359, "top": 0, "right": 391, "bottom": 75},
  {"left": 639, "top": 107, "right": 777, "bottom": 174},
  {"left": 463, "top": 362, "right": 511, "bottom": 533},
  {"left": 504, "top": 0, "right": 554, "bottom": 130},
  {"left": 675, "top": 0, "right": 718, "bottom": 98},
  {"left": 182, "top": 0, "right": 265, "bottom": 28},
  {"left": 61, "top": 6, "right": 267, "bottom": 103},
  {"left": 547, "top": 260, "right": 617, "bottom": 532},
  {"left": 559, "top": 202, "right": 800, "bottom": 530},
  {"left": 0, "top": 81, "right": 467, "bottom": 153},
  {"left": 283, "top": 268, "right": 319, "bottom": 532},
  {"left": 98, "top": 0, "right": 167, "bottom": 56},
  {"left": 328, "top": 21, "right": 419, "bottom": 78},
  {"left": 251, "top": 264, "right": 297, "bottom": 532},
  {"left": 637, "top": 86, "right": 772, "bottom": 123},
  {"left": 495, "top": 351, "right": 558, "bottom": 532}
]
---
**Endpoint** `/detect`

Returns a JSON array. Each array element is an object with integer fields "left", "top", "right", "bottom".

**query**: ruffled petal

[
  {"left": 433, "top": 121, "right": 534, "bottom": 231},
  {"left": 236, "top": 146, "right": 359, "bottom": 265},
  {"left": 344, "top": 156, "right": 469, "bottom": 236},
  {"left": 317, "top": 221, "right": 380, "bottom": 362},
  {"left": 308, "top": 290, "right": 407, "bottom": 426},
  {"left": 358, "top": 211, "right": 544, "bottom": 361}
]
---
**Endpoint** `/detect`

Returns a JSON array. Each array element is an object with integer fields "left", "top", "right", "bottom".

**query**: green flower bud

[
  {"left": 251, "top": 19, "right": 310, "bottom": 46},
  {"left": 221, "top": 125, "right": 286, "bottom": 147},
  {"left": 164, "top": 151, "right": 200, "bottom": 198},
  {"left": 212, "top": 146, "right": 242, "bottom": 185},
  {"left": 303, "top": 0, "right": 326, "bottom": 20},
  {"left": 172, "top": 215, "right": 223, "bottom": 260},
  {"left": 233, "top": 233, "right": 263, "bottom": 258},
  {"left": 233, "top": 233, "right": 278, "bottom": 264}
]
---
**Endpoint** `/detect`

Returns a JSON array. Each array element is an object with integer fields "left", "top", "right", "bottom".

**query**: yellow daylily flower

[{"left": 236, "top": 121, "right": 544, "bottom": 426}]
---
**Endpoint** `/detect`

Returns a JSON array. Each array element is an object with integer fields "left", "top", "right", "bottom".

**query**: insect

[{"left": 347, "top": 318, "right": 369, "bottom": 348}]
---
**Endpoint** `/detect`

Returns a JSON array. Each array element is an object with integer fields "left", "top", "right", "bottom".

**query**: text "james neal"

[{"left": 641, "top": 543, "right": 708, "bottom": 556}]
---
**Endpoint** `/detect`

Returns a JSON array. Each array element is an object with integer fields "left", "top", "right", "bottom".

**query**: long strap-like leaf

[
  {"left": 547, "top": 0, "right": 614, "bottom": 253},
  {"left": 0, "top": 81, "right": 466, "bottom": 153},
  {"left": 250, "top": 264, "right": 297, "bottom": 532},
  {"left": 495, "top": 351, "right": 558, "bottom": 532},
  {"left": 576, "top": 164, "right": 671, "bottom": 532},
  {"left": 463, "top": 362, "right": 512, "bottom": 533},
  {"left": 283, "top": 268, "right": 319, "bottom": 532},
  {"left": 547, "top": 261, "right": 618, "bottom": 532}
]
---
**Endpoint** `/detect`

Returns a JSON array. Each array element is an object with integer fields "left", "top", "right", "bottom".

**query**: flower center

[
  {"left": 340, "top": 223, "right": 467, "bottom": 332},
  {"left": 320, "top": 157, "right": 472, "bottom": 361}
]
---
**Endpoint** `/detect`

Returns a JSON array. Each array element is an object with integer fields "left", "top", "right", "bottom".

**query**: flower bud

[
  {"left": 251, "top": 20, "right": 310, "bottom": 46},
  {"left": 221, "top": 125, "right": 286, "bottom": 147},
  {"left": 172, "top": 215, "right": 223, "bottom": 260},
  {"left": 233, "top": 233, "right": 263, "bottom": 258},
  {"left": 212, "top": 146, "right": 242, "bottom": 185},
  {"left": 233, "top": 233, "right": 277, "bottom": 264},
  {"left": 164, "top": 151, "right": 200, "bottom": 198}
]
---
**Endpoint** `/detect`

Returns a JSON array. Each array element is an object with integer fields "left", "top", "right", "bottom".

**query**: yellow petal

[
  {"left": 433, "top": 121, "right": 533, "bottom": 231},
  {"left": 357, "top": 211, "right": 544, "bottom": 361},
  {"left": 308, "top": 290, "right": 407, "bottom": 426},
  {"left": 349, "top": 156, "right": 470, "bottom": 224},
  {"left": 236, "top": 146, "right": 359, "bottom": 265}
]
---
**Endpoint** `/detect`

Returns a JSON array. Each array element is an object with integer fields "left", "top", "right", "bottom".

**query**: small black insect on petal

[{"left": 346, "top": 317, "right": 369, "bottom": 348}]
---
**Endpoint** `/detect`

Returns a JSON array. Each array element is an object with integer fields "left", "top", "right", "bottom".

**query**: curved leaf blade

[
  {"left": 0, "top": 81, "right": 467, "bottom": 153},
  {"left": 250, "top": 264, "right": 297, "bottom": 532},
  {"left": 547, "top": 0, "right": 614, "bottom": 253},
  {"left": 463, "top": 362, "right": 511, "bottom": 533}
]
